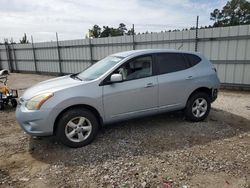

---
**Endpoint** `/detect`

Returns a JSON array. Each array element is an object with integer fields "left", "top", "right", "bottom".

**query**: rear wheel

[
  {"left": 185, "top": 92, "right": 211, "bottom": 122},
  {"left": 56, "top": 108, "right": 99, "bottom": 148}
]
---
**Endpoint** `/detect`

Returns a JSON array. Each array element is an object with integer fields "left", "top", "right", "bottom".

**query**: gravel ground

[{"left": 0, "top": 73, "right": 250, "bottom": 188}]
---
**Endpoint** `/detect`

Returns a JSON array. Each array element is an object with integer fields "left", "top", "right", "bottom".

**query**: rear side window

[
  {"left": 157, "top": 53, "right": 188, "bottom": 74},
  {"left": 184, "top": 54, "right": 201, "bottom": 67}
]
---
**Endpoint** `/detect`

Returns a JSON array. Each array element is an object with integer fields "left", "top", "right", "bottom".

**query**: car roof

[{"left": 112, "top": 49, "right": 201, "bottom": 58}]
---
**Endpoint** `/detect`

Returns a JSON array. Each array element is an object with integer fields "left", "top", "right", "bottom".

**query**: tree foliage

[
  {"left": 210, "top": 0, "right": 250, "bottom": 27},
  {"left": 88, "top": 25, "right": 101, "bottom": 38},
  {"left": 20, "top": 33, "right": 29, "bottom": 44},
  {"left": 88, "top": 23, "right": 135, "bottom": 38}
]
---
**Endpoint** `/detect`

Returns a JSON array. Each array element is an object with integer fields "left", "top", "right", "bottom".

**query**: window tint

[
  {"left": 184, "top": 54, "right": 201, "bottom": 67},
  {"left": 157, "top": 53, "right": 188, "bottom": 74},
  {"left": 113, "top": 56, "right": 153, "bottom": 81}
]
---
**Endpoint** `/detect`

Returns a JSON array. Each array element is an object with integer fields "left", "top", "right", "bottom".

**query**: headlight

[{"left": 26, "top": 92, "right": 53, "bottom": 110}]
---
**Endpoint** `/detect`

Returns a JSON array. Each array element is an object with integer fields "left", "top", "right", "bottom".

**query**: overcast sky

[{"left": 0, "top": 0, "right": 227, "bottom": 42}]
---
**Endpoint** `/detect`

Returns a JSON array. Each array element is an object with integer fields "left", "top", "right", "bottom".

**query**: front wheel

[
  {"left": 185, "top": 92, "right": 211, "bottom": 122},
  {"left": 56, "top": 108, "right": 99, "bottom": 148}
]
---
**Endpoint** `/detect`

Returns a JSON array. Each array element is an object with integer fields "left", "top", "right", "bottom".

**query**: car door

[
  {"left": 102, "top": 55, "right": 158, "bottom": 122},
  {"left": 156, "top": 53, "right": 193, "bottom": 112}
]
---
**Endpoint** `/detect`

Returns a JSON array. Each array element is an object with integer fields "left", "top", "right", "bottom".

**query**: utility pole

[{"left": 195, "top": 16, "right": 199, "bottom": 52}]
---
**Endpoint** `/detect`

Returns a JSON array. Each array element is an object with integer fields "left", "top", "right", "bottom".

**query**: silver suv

[{"left": 16, "top": 49, "right": 220, "bottom": 147}]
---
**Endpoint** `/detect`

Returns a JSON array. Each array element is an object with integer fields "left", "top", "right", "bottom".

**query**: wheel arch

[
  {"left": 53, "top": 104, "right": 103, "bottom": 135},
  {"left": 186, "top": 87, "right": 212, "bottom": 105}
]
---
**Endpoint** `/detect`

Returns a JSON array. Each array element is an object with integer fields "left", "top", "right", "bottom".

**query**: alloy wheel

[
  {"left": 65, "top": 116, "right": 92, "bottom": 143},
  {"left": 192, "top": 98, "right": 208, "bottom": 118}
]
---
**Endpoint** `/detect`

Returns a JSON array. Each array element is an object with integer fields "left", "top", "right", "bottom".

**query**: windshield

[{"left": 77, "top": 56, "right": 124, "bottom": 81}]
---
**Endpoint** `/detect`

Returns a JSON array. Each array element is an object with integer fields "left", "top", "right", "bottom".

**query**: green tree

[
  {"left": 127, "top": 27, "right": 135, "bottom": 35},
  {"left": 100, "top": 26, "right": 111, "bottom": 37},
  {"left": 88, "top": 23, "right": 133, "bottom": 38},
  {"left": 110, "top": 27, "right": 124, "bottom": 36},
  {"left": 89, "top": 25, "right": 101, "bottom": 38},
  {"left": 210, "top": 0, "right": 250, "bottom": 27},
  {"left": 20, "top": 33, "right": 29, "bottom": 43},
  {"left": 118, "top": 23, "right": 127, "bottom": 35},
  {"left": 210, "top": 9, "right": 222, "bottom": 23},
  {"left": 100, "top": 23, "right": 128, "bottom": 37}
]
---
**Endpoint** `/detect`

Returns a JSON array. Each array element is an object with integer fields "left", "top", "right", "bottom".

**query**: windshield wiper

[
  {"left": 75, "top": 75, "right": 82, "bottom": 81},
  {"left": 70, "top": 73, "right": 82, "bottom": 81}
]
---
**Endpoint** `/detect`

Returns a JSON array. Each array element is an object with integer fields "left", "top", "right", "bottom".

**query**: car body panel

[
  {"left": 103, "top": 76, "right": 158, "bottom": 123},
  {"left": 157, "top": 68, "right": 194, "bottom": 111},
  {"left": 21, "top": 75, "right": 81, "bottom": 100},
  {"left": 17, "top": 81, "right": 103, "bottom": 136}
]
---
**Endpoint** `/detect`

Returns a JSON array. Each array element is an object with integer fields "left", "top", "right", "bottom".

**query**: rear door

[{"left": 156, "top": 53, "right": 194, "bottom": 111}]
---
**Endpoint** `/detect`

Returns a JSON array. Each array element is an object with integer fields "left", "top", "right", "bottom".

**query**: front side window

[
  {"left": 115, "top": 56, "right": 153, "bottom": 81},
  {"left": 77, "top": 56, "right": 123, "bottom": 81},
  {"left": 157, "top": 53, "right": 188, "bottom": 74}
]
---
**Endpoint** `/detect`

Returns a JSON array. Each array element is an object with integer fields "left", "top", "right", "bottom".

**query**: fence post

[
  {"left": 4, "top": 44, "right": 13, "bottom": 72},
  {"left": 56, "top": 32, "right": 63, "bottom": 75},
  {"left": 195, "top": 16, "right": 199, "bottom": 52},
  {"left": 31, "top": 36, "right": 38, "bottom": 73},
  {"left": 0, "top": 46, "right": 2, "bottom": 70},
  {"left": 11, "top": 43, "right": 18, "bottom": 72},
  {"left": 132, "top": 24, "right": 135, "bottom": 50},
  {"left": 89, "top": 38, "right": 93, "bottom": 64}
]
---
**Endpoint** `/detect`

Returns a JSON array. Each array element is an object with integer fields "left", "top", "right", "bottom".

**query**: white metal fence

[{"left": 0, "top": 24, "right": 250, "bottom": 88}]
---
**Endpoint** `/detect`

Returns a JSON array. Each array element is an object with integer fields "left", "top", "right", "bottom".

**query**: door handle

[
  {"left": 186, "top": 76, "right": 193, "bottom": 80},
  {"left": 145, "top": 83, "right": 154, "bottom": 88}
]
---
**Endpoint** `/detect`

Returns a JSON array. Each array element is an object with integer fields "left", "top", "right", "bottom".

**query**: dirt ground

[{"left": 0, "top": 73, "right": 250, "bottom": 188}]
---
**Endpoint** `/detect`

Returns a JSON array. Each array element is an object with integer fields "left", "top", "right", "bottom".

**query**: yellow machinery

[{"left": 0, "top": 75, "right": 18, "bottom": 110}]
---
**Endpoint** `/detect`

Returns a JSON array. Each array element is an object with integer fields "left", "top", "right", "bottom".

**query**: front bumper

[{"left": 16, "top": 105, "right": 54, "bottom": 136}]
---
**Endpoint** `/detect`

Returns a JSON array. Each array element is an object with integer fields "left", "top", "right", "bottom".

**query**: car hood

[{"left": 22, "top": 75, "right": 82, "bottom": 100}]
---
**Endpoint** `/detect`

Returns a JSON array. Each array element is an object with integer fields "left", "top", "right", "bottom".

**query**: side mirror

[{"left": 110, "top": 73, "right": 123, "bottom": 83}]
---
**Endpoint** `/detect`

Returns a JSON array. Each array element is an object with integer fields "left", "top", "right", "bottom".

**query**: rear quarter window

[
  {"left": 156, "top": 53, "right": 188, "bottom": 74},
  {"left": 184, "top": 54, "right": 201, "bottom": 67}
]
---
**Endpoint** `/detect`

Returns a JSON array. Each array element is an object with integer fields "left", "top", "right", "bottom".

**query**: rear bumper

[{"left": 211, "top": 88, "right": 218, "bottom": 102}]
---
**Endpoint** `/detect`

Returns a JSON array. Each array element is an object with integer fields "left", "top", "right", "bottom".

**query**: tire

[
  {"left": 56, "top": 108, "right": 99, "bottom": 148},
  {"left": 185, "top": 92, "right": 211, "bottom": 122},
  {"left": 10, "top": 99, "right": 17, "bottom": 108},
  {"left": 0, "top": 102, "right": 4, "bottom": 111}
]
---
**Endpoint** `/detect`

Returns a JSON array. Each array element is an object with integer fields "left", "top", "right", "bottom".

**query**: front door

[{"left": 102, "top": 55, "right": 158, "bottom": 122}]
